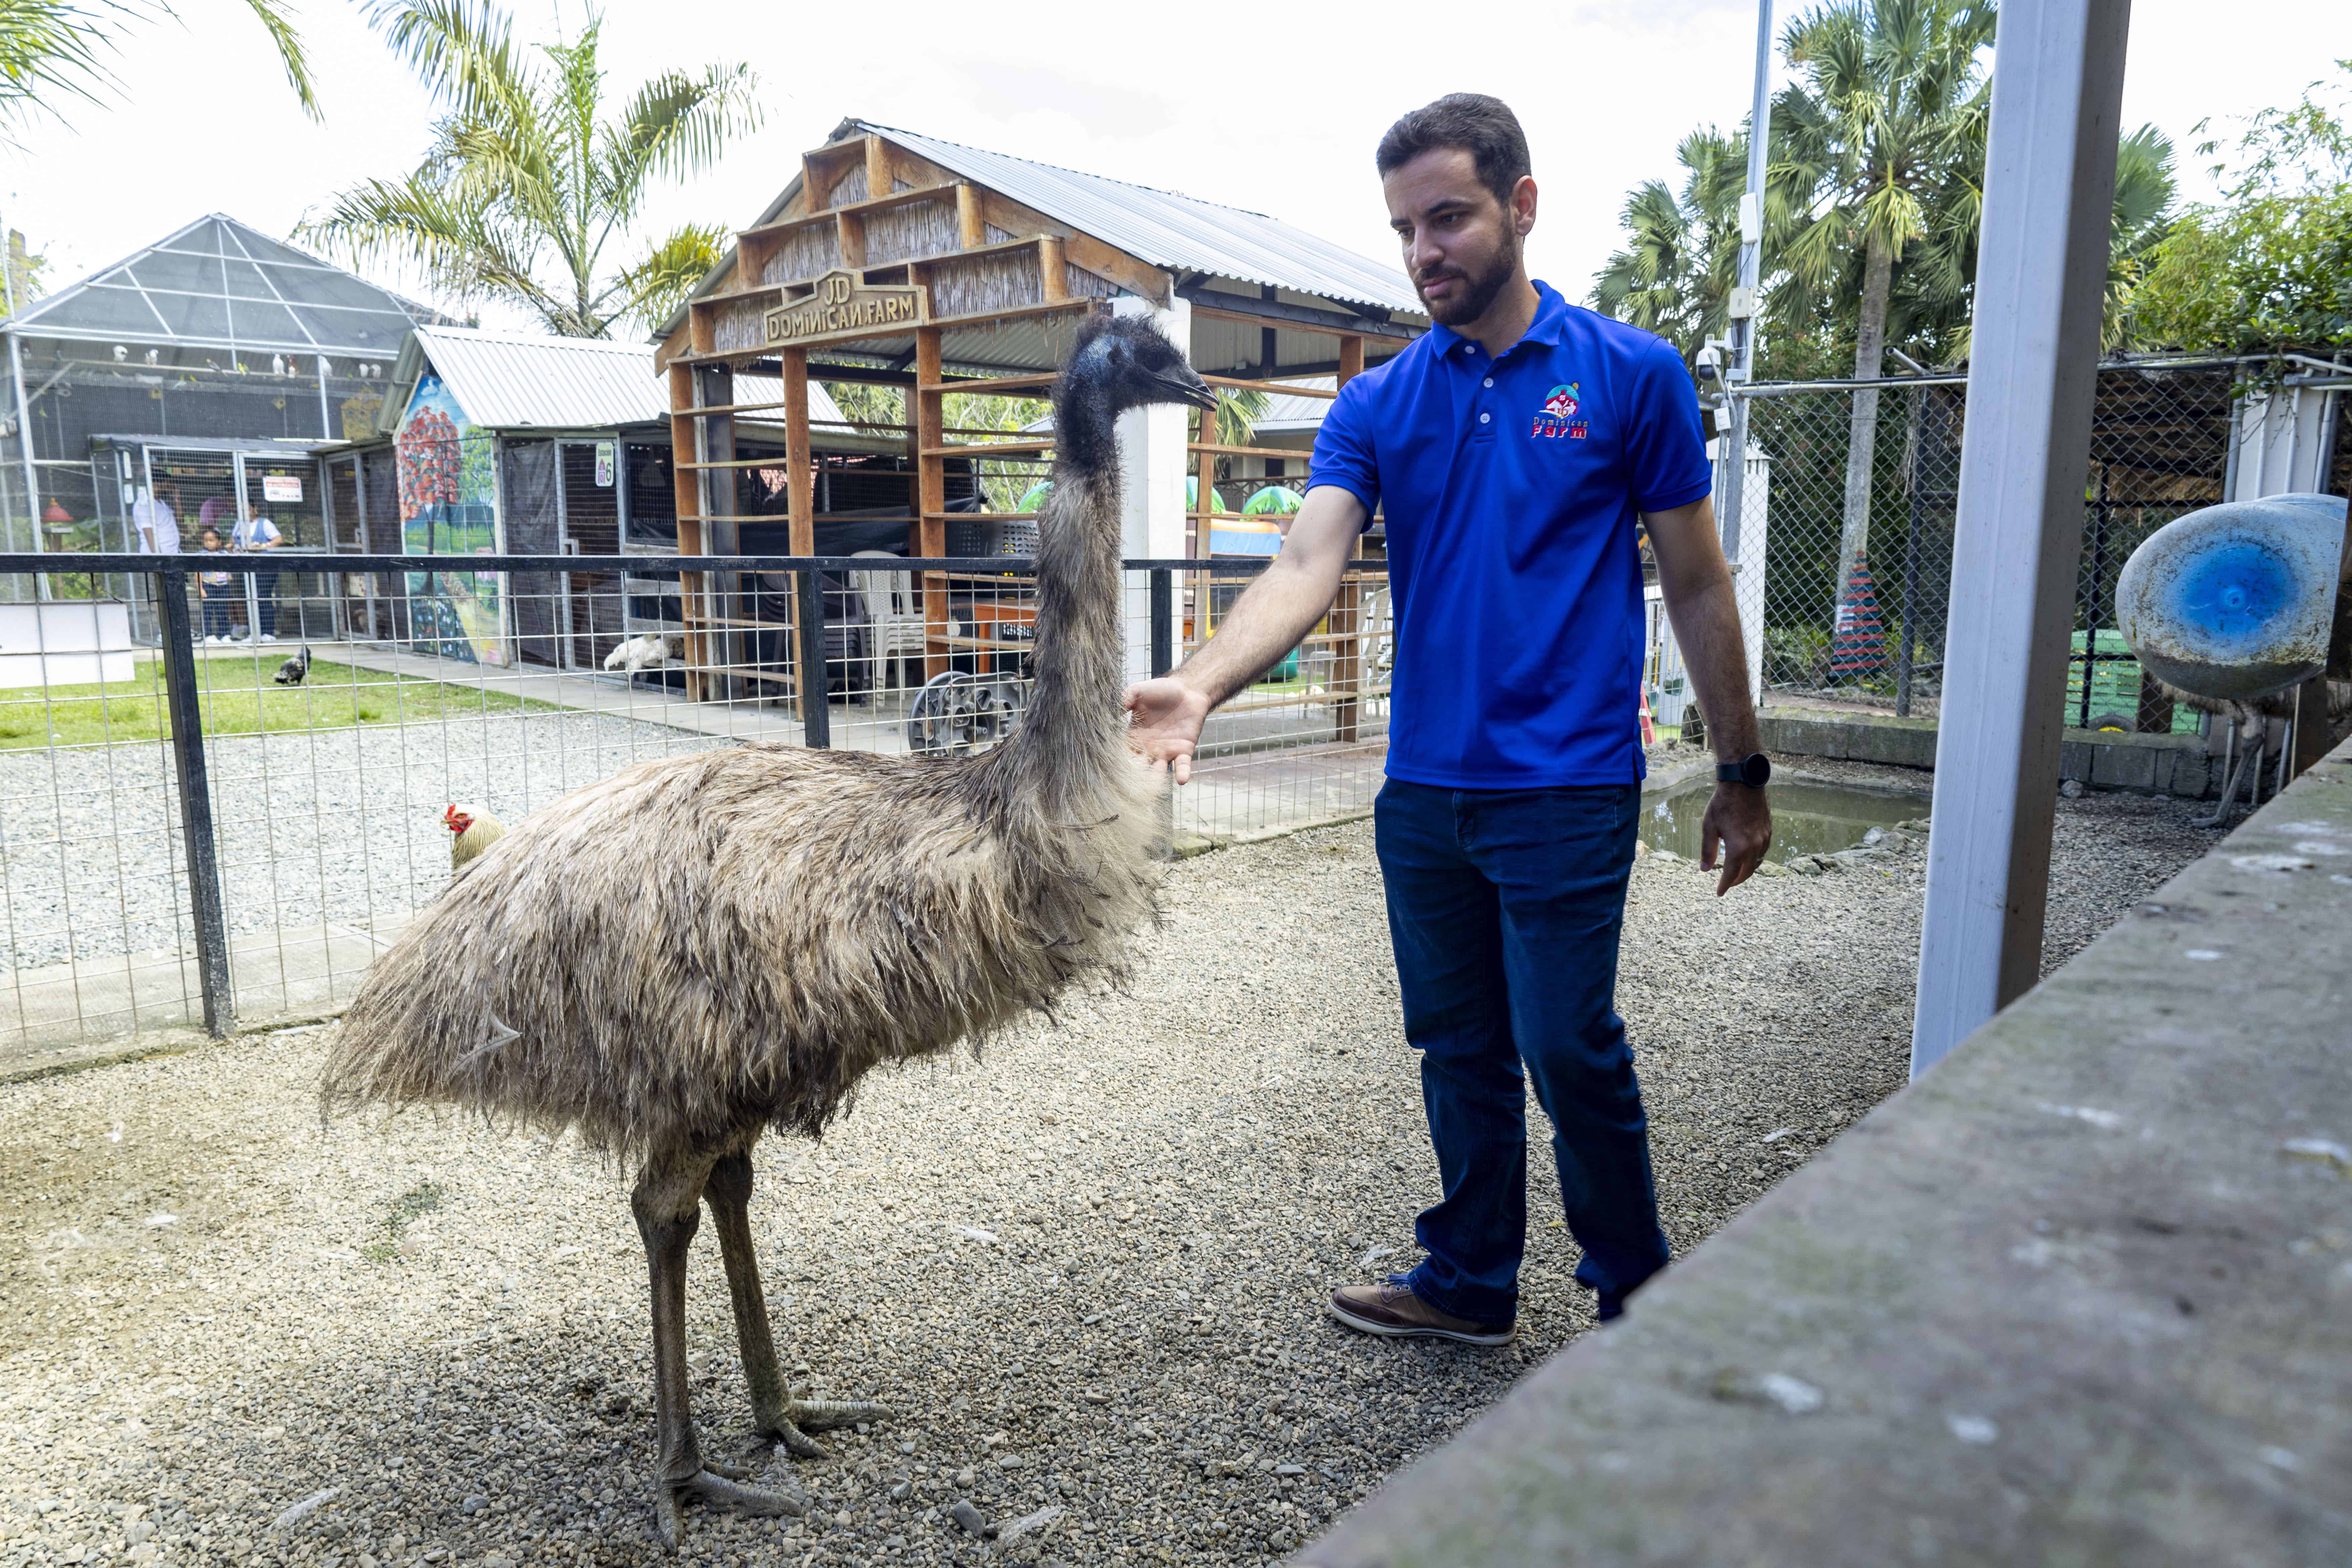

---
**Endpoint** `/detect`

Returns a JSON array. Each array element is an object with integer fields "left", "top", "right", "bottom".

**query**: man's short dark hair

[{"left": 1376, "top": 94, "right": 1531, "bottom": 207}]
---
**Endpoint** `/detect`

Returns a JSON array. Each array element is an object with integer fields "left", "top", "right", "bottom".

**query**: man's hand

[
  {"left": 1122, "top": 485, "right": 1364, "bottom": 782},
  {"left": 1699, "top": 782, "right": 1771, "bottom": 895},
  {"left": 1126, "top": 677, "right": 1212, "bottom": 785}
]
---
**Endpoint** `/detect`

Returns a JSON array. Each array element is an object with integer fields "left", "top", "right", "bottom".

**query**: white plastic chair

[
  {"left": 850, "top": 549, "right": 928, "bottom": 692},
  {"left": 1359, "top": 583, "right": 1395, "bottom": 678}
]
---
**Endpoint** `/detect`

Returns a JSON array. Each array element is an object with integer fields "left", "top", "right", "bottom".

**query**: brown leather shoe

[{"left": 1327, "top": 1279, "right": 1515, "bottom": 1346}]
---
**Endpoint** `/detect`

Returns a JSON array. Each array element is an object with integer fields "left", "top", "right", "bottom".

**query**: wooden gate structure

[{"left": 653, "top": 119, "right": 1427, "bottom": 721}]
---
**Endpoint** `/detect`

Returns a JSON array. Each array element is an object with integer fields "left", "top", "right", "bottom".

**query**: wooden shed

[{"left": 655, "top": 118, "right": 1426, "bottom": 703}]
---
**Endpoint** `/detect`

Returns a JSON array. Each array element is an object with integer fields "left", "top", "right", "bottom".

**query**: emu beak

[{"left": 1157, "top": 368, "right": 1220, "bottom": 412}]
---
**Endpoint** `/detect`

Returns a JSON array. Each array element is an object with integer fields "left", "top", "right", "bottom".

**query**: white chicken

[{"left": 602, "top": 633, "right": 674, "bottom": 674}]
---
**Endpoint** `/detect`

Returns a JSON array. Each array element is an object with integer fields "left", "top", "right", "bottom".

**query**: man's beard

[{"left": 1415, "top": 229, "right": 1519, "bottom": 327}]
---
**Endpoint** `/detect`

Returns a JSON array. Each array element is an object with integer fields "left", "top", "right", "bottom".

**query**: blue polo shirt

[{"left": 1308, "top": 281, "right": 1711, "bottom": 789}]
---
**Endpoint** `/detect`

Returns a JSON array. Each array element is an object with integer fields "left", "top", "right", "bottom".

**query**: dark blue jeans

[{"left": 1375, "top": 778, "right": 1670, "bottom": 1324}]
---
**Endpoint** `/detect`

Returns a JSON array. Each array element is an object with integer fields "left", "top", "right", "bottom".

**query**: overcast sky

[{"left": 3, "top": 0, "right": 2343, "bottom": 338}]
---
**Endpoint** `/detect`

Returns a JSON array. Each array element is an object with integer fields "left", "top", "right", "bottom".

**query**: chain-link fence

[
  {"left": 0, "top": 552, "right": 1388, "bottom": 1067},
  {"left": 1719, "top": 358, "right": 2322, "bottom": 728}
]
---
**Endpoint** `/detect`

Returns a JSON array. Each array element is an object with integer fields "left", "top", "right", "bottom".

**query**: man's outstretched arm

[
  {"left": 1124, "top": 485, "right": 1367, "bottom": 784},
  {"left": 1646, "top": 494, "right": 1772, "bottom": 894}
]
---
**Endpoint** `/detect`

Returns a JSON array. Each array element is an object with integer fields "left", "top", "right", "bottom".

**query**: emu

[{"left": 322, "top": 312, "right": 1215, "bottom": 1545}]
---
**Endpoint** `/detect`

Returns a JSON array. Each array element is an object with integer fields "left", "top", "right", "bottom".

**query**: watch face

[{"left": 1743, "top": 753, "right": 1772, "bottom": 788}]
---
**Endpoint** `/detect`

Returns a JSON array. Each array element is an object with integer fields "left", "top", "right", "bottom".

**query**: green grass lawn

[{"left": 0, "top": 654, "right": 551, "bottom": 750}]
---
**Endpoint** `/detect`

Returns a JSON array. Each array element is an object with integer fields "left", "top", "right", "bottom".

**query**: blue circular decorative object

[
  {"left": 2175, "top": 542, "right": 2290, "bottom": 643},
  {"left": 2114, "top": 493, "right": 2347, "bottom": 701}
]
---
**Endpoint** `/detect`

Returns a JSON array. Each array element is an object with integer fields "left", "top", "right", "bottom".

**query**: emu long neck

[{"left": 1005, "top": 369, "right": 1131, "bottom": 812}]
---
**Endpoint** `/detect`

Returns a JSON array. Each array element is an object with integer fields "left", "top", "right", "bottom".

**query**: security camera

[{"left": 1695, "top": 342, "right": 1724, "bottom": 382}]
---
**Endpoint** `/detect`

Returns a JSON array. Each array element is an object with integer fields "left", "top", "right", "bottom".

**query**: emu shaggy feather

[{"left": 323, "top": 737, "right": 1159, "bottom": 1155}]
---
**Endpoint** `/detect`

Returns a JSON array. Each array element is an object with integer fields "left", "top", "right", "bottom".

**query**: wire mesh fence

[
  {"left": 0, "top": 552, "right": 1388, "bottom": 1064},
  {"left": 1723, "top": 358, "right": 2276, "bottom": 727}
]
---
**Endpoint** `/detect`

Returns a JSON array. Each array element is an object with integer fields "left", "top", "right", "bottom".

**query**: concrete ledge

[
  {"left": 1758, "top": 705, "right": 1942, "bottom": 769},
  {"left": 1297, "top": 737, "right": 2352, "bottom": 1566},
  {"left": 1761, "top": 706, "right": 2212, "bottom": 797}
]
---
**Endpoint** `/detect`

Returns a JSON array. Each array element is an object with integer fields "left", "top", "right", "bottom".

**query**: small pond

[{"left": 1640, "top": 775, "right": 1931, "bottom": 864}]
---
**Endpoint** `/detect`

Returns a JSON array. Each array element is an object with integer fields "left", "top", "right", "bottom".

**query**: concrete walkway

[{"left": 1297, "top": 735, "right": 2352, "bottom": 1567}]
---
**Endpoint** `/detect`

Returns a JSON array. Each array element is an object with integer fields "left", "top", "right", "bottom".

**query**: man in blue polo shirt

[{"left": 1127, "top": 93, "right": 1772, "bottom": 1341}]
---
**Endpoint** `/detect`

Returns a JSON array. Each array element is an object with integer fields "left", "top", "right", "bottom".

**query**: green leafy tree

[
  {"left": 0, "top": 0, "right": 316, "bottom": 135},
  {"left": 301, "top": 0, "right": 758, "bottom": 338},
  {"left": 2129, "top": 61, "right": 2352, "bottom": 354}
]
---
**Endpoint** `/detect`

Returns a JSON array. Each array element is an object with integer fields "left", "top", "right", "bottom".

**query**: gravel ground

[
  {"left": 0, "top": 784, "right": 2215, "bottom": 1568},
  {"left": 0, "top": 714, "right": 730, "bottom": 971}
]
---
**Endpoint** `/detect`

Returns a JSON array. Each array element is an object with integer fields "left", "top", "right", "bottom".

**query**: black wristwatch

[{"left": 1717, "top": 753, "right": 1771, "bottom": 789}]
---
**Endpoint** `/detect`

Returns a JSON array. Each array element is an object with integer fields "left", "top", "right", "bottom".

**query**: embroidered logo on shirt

[{"left": 1532, "top": 382, "right": 1589, "bottom": 440}]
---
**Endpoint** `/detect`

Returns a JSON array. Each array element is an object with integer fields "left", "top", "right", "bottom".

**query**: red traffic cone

[{"left": 1830, "top": 551, "right": 1888, "bottom": 677}]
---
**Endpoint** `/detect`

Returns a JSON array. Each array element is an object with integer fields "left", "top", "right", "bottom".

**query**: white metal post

[
  {"left": 1911, "top": 0, "right": 2134, "bottom": 1075},
  {"left": 1112, "top": 293, "right": 1192, "bottom": 690},
  {"left": 1718, "top": 0, "right": 1774, "bottom": 566}
]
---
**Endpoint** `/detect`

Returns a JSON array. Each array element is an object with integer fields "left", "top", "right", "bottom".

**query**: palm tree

[
  {"left": 301, "top": 0, "right": 758, "bottom": 338},
  {"left": 1775, "top": 0, "right": 1997, "bottom": 623},
  {"left": 2101, "top": 125, "right": 2179, "bottom": 347},
  {"left": 0, "top": 0, "right": 317, "bottom": 135},
  {"left": 1590, "top": 128, "right": 1752, "bottom": 364}
]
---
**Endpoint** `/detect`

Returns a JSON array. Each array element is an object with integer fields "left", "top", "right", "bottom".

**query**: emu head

[{"left": 1060, "top": 314, "right": 1217, "bottom": 417}]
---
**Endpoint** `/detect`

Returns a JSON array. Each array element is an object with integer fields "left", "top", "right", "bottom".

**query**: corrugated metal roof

[
  {"left": 1253, "top": 376, "right": 1339, "bottom": 433},
  {"left": 379, "top": 326, "right": 846, "bottom": 434},
  {"left": 856, "top": 122, "right": 1422, "bottom": 317}
]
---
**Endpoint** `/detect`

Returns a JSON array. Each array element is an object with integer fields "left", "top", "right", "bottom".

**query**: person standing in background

[
  {"left": 233, "top": 499, "right": 285, "bottom": 643},
  {"left": 130, "top": 480, "right": 180, "bottom": 555}
]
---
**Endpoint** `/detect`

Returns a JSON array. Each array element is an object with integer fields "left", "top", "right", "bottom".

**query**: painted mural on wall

[{"left": 394, "top": 372, "right": 504, "bottom": 665}]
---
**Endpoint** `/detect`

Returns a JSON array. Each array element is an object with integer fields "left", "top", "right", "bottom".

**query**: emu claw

[
  {"left": 757, "top": 1392, "right": 894, "bottom": 1459},
  {"left": 653, "top": 1467, "right": 806, "bottom": 1550}
]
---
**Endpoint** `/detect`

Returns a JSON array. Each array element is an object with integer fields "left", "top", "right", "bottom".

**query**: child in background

[{"left": 196, "top": 527, "right": 234, "bottom": 644}]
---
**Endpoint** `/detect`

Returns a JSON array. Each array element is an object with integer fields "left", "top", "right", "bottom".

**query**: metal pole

[
  {"left": 796, "top": 567, "right": 831, "bottom": 748},
  {"left": 8, "top": 326, "right": 49, "bottom": 599},
  {"left": 156, "top": 566, "right": 234, "bottom": 1038},
  {"left": 233, "top": 450, "right": 260, "bottom": 639},
  {"left": 1718, "top": 0, "right": 1776, "bottom": 563},
  {"left": 1150, "top": 566, "right": 1174, "bottom": 678},
  {"left": 1912, "top": 0, "right": 2133, "bottom": 1076},
  {"left": 1898, "top": 390, "right": 1924, "bottom": 717},
  {"left": 2078, "top": 462, "right": 2110, "bottom": 730}
]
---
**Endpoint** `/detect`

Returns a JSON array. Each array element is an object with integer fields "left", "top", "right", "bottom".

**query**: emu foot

[
  {"left": 755, "top": 1390, "right": 894, "bottom": 1459},
  {"left": 652, "top": 1467, "right": 807, "bottom": 1550}
]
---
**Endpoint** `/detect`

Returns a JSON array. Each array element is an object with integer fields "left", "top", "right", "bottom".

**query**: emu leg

[
  {"left": 705, "top": 1148, "right": 892, "bottom": 1459},
  {"left": 2194, "top": 726, "right": 2257, "bottom": 830},
  {"left": 632, "top": 1158, "right": 803, "bottom": 1551}
]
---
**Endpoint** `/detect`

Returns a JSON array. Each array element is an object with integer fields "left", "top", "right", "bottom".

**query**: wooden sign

[{"left": 764, "top": 270, "right": 928, "bottom": 346}]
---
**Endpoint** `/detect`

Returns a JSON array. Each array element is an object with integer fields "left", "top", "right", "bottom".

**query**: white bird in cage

[{"left": 603, "top": 632, "right": 675, "bottom": 674}]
